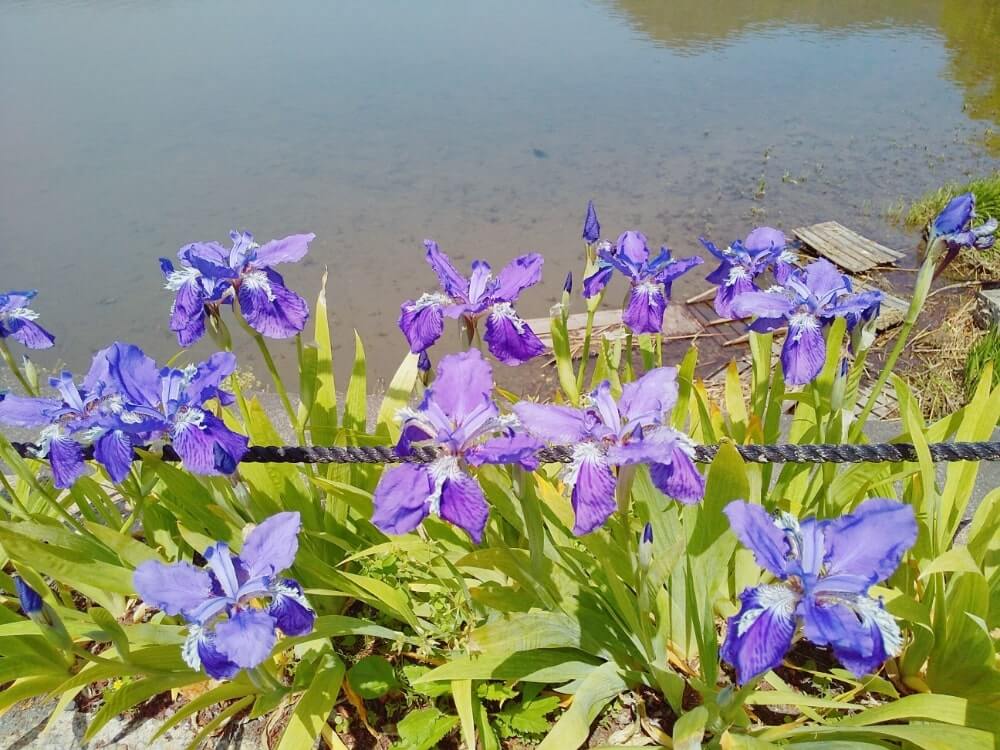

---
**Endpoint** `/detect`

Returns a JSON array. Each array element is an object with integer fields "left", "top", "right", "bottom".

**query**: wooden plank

[
  {"left": 794, "top": 221, "right": 903, "bottom": 273},
  {"left": 527, "top": 304, "right": 703, "bottom": 351},
  {"left": 850, "top": 278, "right": 907, "bottom": 331},
  {"left": 812, "top": 222, "right": 900, "bottom": 269},
  {"left": 857, "top": 380, "right": 900, "bottom": 420}
]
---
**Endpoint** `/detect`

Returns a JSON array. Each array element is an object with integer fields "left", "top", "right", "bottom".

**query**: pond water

[{"left": 2, "top": 0, "right": 999, "bottom": 385}]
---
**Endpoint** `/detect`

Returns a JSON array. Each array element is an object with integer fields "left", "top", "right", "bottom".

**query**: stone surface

[
  {"left": 0, "top": 696, "right": 266, "bottom": 750},
  {"left": 972, "top": 288, "right": 1000, "bottom": 329}
]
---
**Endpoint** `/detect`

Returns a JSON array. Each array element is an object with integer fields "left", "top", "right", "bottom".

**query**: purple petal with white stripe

[
  {"left": 623, "top": 283, "right": 667, "bottom": 334},
  {"left": 721, "top": 584, "right": 798, "bottom": 684},
  {"left": 484, "top": 306, "right": 545, "bottom": 365},
  {"left": 237, "top": 268, "right": 309, "bottom": 339},
  {"left": 439, "top": 471, "right": 491, "bottom": 543}
]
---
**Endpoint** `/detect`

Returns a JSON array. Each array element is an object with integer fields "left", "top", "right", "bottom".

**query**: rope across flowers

[{"left": 10, "top": 440, "right": 1000, "bottom": 465}]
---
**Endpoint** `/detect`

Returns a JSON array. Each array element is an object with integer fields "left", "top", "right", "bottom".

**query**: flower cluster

[
  {"left": 373, "top": 350, "right": 542, "bottom": 542},
  {"left": 161, "top": 231, "right": 314, "bottom": 346},
  {"left": 134, "top": 512, "right": 314, "bottom": 679},
  {"left": 582, "top": 231, "right": 703, "bottom": 334},
  {"left": 730, "top": 259, "right": 883, "bottom": 385},
  {"left": 701, "top": 227, "right": 799, "bottom": 318},
  {"left": 722, "top": 499, "right": 916, "bottom": 684},
  {"left": 398, "top": 241, "right": 545, "bottom": 366},
  {"left": 0, "top": 290, "right": 54, "bottom": 349},
  {"left": 0, "top": 342, "right": 248, "bottom": 487},
  {"left": 516, "top": 368, "right": 705, "bottom": 534}
]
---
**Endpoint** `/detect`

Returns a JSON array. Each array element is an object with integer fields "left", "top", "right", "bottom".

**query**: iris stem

[
  {"left": 118, "top": 470, "right": 147, "bottom": 534},
  {"left": 214, "top": 317, "right": 252, "bottom": 428},
  {"left": 624, "top": 332, "right": 634, "bottom": 382},
  {"left": 0, "top": 339, "right": 37, "bottom": 396},
  {"left": 575, "top": 306, "right": 597, "bottom": 392},
  {"left": 850, "top": 237, "right": 938, "bottom": 442},
  {"left": 251, "top": 331, "right": 300, "bottom": 438},
  {"left": 231, "top": 313, "right": 300, "bottom": 440}
]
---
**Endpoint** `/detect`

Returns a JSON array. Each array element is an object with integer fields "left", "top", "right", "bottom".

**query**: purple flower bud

[
  {"left": 563, "top": 272, "right": 573, "bottom": 294},
  {"left": 14, "top": 576, "right": 43, "bottom": 616},
  {"left": 417, "top": 351, "right": 431, "bottom": 373},
  {"left": 639, "top": 522, "right": 654, "bottom": 569},
  {"left": 582, "top": 200, "right": 601, "bottom": 244}
]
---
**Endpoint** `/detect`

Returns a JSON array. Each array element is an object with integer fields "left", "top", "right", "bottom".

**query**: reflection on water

[
  {"left": 0, "top": 0, "right": 999, "bottom": 386},
  {"left": 940, "top": 0, "right": 1000, "bottom": 153},
  {"left": 609, "top": 0, "right": 942, "bottom": 50}
]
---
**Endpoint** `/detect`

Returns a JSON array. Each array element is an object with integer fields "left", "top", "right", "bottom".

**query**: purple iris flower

[
  {"left": 398, "top": 241, "right": 545, "bottom": 365},
  {"left": 730, "top": 260, "right": 882, "bottom": 386},
  {"left": 582, "top": 200, "right": 601, "bottom": 244},
  {"left": 0, "top": 343, "right": 248, "bottom": 487},
  {"left": 95, "top": 343, "right": 250, "bottom": 479},
  {"left": 929, "top": 193, "right": 998, "bottom": 274},
  {"left": 514, "top": 368, "right": 705, "bottom": 535},
  {"left": 0, "top": 290, "right": 55, "bottom": 349},
  {"left": 701, "top": 228, "right": 798, "bottom": 318},
  {"left": 582, "top": 231, "right": 703, "bottom": 334},
  {"left": 721, "top": 499, "right": 916, "bottom": 684},
  {"left": 0, "top": 366, "right": 111, "bottom": 487},
  {"left": 161, "top": 231, "right": 314, "bottom": 346},
  {"left": 134, "top": 512, "right": 314, "bottom": 680},
  {"left": 372, "top": 350, "right": 542, "bottom": 543}
]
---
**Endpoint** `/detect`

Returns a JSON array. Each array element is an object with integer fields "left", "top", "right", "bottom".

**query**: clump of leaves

[
  {"left": 491, "top": 684, "right": 560, "bottom": 740},
  {"left": 389, "top": 706, "right": 458, "bottom": 750},
  {"left": 347, "top": 655, "right": 399, "bottom": 699},
  {"left": 964, "top": 323, "right": 1000, "bottom": 399}
]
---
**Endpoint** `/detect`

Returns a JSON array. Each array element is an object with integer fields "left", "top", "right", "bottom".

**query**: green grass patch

[
  {"left": 964, "top": 323, "right": 1000, "bottom": 399},
  {"left": 899, "top": 171, "right": 1000, "bottom": 229}
]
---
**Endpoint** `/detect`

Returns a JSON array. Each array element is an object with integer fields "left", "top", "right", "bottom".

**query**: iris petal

[
  {"left": 438, "top": 471, "right": 491, "bottom": 543},
  {"left": 214, "top": 609, "right": 277, "bottom": 669},
  {"left": 721, "top": 584, "right": 798, "bottom": 684},
  {"left": 239, "top": 511, "right": 302, "bottom": 580},
  {"left": 567, "top": 447, "right": 617, "bottom": 535},
  {"left": 372, "top": 464, "right": 434, "bottom": 536},
  {"left": 483, "top": 306, "right": 545, "bottom": 365},
  {"left": 133, "top": 560, "right": 214, "bottom": 617}
]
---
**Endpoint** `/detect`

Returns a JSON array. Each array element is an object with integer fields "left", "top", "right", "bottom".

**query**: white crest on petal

[
  {"left": 242, "top": 270, "right": 276, "bottom": 302},
  {"left": 495, "top": 413, "right": 520, "bottom": 430},
  {"left": 413, "top": 292, "right": 450, "bottom": 310},
  {"left": 1, "top": 306, "right": 39, "bottom": 322},
  {"left": 165, "top": 265, "right": 202, "bottom": 292},
  {"left": 789, "top": 312, "right": 821, "bottom": 341},
  {"left": 563, "top": 442, "right": 605, "bottom": 490},
  {"left": 726, "top": 266, "right": 751, "bottom": 285},
  {"left": 635, "top": 280, "right": 662, "bottom": 297},
  {"left": 182, "top": 625, "right": 204, "bottom": 672},
  {"left": 854, "top": 596, "right": 904, "bottom": 657},
  {"left": 737, "top": 584, "right": 799, "bottom": 637},
  {"left": 427, "top": 455, "right": 462, "bottom": 516},
  {"left": 272, "top": 580, "right": 313, "bottom": 611},
  {"left": 490, "top": 302, "right": 525, "bottom": 332},
  {"left": 172, "top": 407, "right": 206, "bottom": 433}
]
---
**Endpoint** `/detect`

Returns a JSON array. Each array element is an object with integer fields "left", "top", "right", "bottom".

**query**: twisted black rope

[{"left": 10, "top": 441, "right": 1000, "bottom": 464}]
